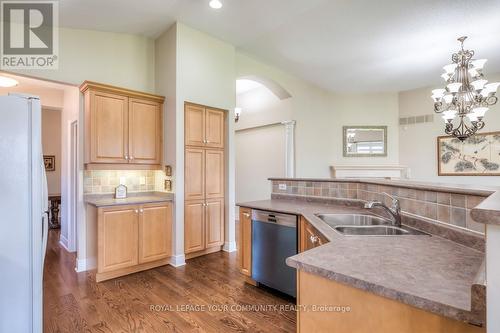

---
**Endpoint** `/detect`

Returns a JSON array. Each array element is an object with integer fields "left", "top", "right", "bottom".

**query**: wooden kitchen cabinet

[
  {"left": 184, "top": 200, "right": 205, "bottom": 254},
  {"left": 81, "top": 81, "right": 164, "bottom": 169},
  {"left": 297, "top": 270, "right": 484, "bottom": 333},
  {"left": 98, "top": 205, "right": 139, "bottom": 273},
  {"left": 185, "top": 148, "right": 205, "bottom": 201},
  {"left": 238, "top": 207, "right": 252, "bottom": 276},
  {"left": 139, "top": 203, "right": 172, "bottom": 263},
  {"left": 184, "top": 198, "right": 225, "bottom": 256},
  {"left": 88, "top": 90, "right": 129, "bottom": 164},
  {"left": 128, "top": 98, "right": 162, "bottom": 165},
  {"left": 205, "top": 149, "right": 224, "bottom": 198},
  {"left": 95, "top": 201, "right": 172, "bottom": 282},
  {"left": 185, "top": 102, "right": 225, "bottom": 149},
  {"left": 299, "top": 216, "right": 329, "bottom": 252},
  {"left": 184, "top": 102, "right": 226, "bottom": 259},
  {"left": 205, "top": 198, "right": 224, "bottom": 248}
]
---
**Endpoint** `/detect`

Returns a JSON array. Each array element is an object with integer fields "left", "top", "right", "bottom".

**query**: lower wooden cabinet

[
  {"left": 299, "top": 216, "right": 329, "bottom": 252},
  {"left": 184, "top": 198, "right": 224, "bottom": 258},
  {"left": 238, "top": 207, "right": 252, "bottom": 276},
  {"left": 96, "top": 202, "right": 172, "bottom": 282}
]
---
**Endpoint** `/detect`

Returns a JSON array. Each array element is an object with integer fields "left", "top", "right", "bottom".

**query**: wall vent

[{"left": 399, "top": 114, "right": 434, "bottom": 126}]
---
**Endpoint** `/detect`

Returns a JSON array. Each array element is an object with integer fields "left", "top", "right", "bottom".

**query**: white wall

[
  {"left": 235, "top": 53, "right": 400, "bottom": 179},
  {"left": 11, "top": 28, "right": 155, "bottom": 92},
  {"left": 399, "top": 73, "right": 500, "bottom": 185},
  {"left": 235, "top": 85, "right": 290, "bottom": 203},
  {"left": 41, "top": 109, "right": 62, "bottom": 195},
  {"left": 155, "top": 22, "right": 237, "bottom": 263}
]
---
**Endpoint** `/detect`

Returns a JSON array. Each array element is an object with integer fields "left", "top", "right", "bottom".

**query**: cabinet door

[
  {"left": 184, "top": 200, "right": 205, "bottom": 254},
  {"left": 185, "top": 148, "right": 205, "bottom": 201},
  {"left": 90, "top": 91, "right": 129, "bottom": 163},
  {"left": 299, "top": 217, "right": 328, "bottom": 252},
  {"left": 238, "top": 207, "right": 252, "bottom": 276},
  {"left": 98, "top": 206, "right": 138, "bottom": 273},
  {"left": 139, "top": 203, "right": 172, "bottom": 264},
  {"left": 205, "top": 198, "right": 224, "bottom": 248},
  {"left": 205, "top": 149, "right": 224, "bottom": 199},
  {"left": 205, "top": 108, "right": 225, "bottom": 149},
  {"left": 129, "top": 98, "right": 162, "bottom": 165},
  {"left": 185, "top": 104, "right": 205, "bottom": 147}
]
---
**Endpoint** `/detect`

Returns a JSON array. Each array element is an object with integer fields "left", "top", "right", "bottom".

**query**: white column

[
  {"left": 282, "top": 120, "right": 296, "bottom": 178},
  {"left": 487, "top": 224, "right": 500, "bottom": 332}
]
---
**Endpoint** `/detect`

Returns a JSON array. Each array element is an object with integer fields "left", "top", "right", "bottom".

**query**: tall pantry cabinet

[{"left": 184, "top": 102, "right": 226, "bottom": 258}]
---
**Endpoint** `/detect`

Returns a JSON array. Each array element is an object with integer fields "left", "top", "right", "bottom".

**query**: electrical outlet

[
  {"left": 278, "top": 183, "right": 287, "bottom": 190},
  {"left": 139, "top": 176, "right": 146, "bottom": 185}
]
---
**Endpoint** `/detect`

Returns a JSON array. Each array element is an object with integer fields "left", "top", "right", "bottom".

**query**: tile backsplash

[
  {"left": 271, "top": 180, "right": 486, "bottom": 234},
  {"left": 84, "top": 170, "right": 167, "bottom": 194}
]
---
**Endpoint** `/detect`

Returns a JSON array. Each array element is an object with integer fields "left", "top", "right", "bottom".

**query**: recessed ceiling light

[
  {"left": 0, "top": 76, "right": 19, "bottom": 87},
  {"left": 209, "top": 0, "right": 222, "bottom": 9}
]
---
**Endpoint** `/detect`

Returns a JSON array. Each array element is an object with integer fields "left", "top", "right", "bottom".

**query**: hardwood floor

[{"left": 43, "top": 230, "right": 296, "bottom": 332}]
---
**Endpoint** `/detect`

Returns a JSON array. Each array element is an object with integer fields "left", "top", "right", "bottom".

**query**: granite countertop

[
  {"left": 269, "top": 177, "right": 500, "bottom": 196},
  {"left": 472, "top": 190, "right": 500, "bottom": 225},
  {"left": 238, "top": 198, "right": 485, "bottom": 326},
  {"left": 85, "top": 192, "right": 174, "bottom": 207}
]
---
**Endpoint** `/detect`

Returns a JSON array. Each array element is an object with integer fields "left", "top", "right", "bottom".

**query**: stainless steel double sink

[{"left": 315, "top": 214, "right": 429, "bottom": 236}]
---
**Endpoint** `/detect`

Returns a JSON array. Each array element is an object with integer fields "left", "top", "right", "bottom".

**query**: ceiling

[{"left": 60, "top": 0, "right": 500, "bottom": 92}]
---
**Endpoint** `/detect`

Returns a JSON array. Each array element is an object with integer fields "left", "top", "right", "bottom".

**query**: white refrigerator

[{"left": 0, "top": 94, "right": 49, "bottom": 333}]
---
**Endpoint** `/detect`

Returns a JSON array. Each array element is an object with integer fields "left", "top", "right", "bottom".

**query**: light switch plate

[{"left": 278, "top": 183, "right": 287, "bottom": 190}]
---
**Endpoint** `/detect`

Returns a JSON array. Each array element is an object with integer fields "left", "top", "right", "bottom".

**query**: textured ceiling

[{"left": 60, "top": 0, "right": 500, "bottom": 92}]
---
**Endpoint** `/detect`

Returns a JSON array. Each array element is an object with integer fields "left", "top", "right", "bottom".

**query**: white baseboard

[
  {"left": 75, "top": 257, "right": 96, "bottom": 272},
  {"left": 223, "top": 241, "right": 237, "bottom": 253},
  {"left": 59, "top": 235, "right": 69, "bottom": 251},
  {"left": 169, "top": 254, "right": 186, "bottom": 267}
]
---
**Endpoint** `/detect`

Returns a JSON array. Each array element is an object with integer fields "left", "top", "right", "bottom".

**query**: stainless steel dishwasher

[{"left": 251, "top": 209, "right": 297, "bottom": 297}]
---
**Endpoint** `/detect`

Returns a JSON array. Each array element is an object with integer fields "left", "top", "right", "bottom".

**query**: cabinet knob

[
  {"left": 203, "top": 139, "right": 207, "bottom": 144},
  {"left": 130, "top": 156, "right": 134, "bottom": 160},
  {"left": 243, "top": 213, "right": 250, "bottom": 218},
  {"left": 125, "top": 155, "right": 129, "bottom": 160},
  {"left": 206, "top": 140, "right": 210, "bottom": 144},
  {"left": 310, "top": 235, "right": 319, "bottom": 244},
  {"left": 134, "top": 209, "right": 139, "bottom": 214},
  {"left": 139, "top": 209, "right": 144, "bottom": 213}
]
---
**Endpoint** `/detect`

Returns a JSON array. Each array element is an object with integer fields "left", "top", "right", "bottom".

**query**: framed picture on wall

[
  {"left": 44, "top": 155, "right": 56, "bottom": 172},
  {"left": 437, "top": 131, "right": 500, "bottom": 176}
]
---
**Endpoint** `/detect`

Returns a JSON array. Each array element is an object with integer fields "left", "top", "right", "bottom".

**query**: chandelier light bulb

[
  {"left": 443, "top": 94, "right": 453, "bottom": 104},
  {"left": 441, "top": 73, "right": 451, "bottom": 81},
  {"left": 442, "top": 110, "right": 457, "bottom": 121},
  {"left": 471, "top": 79, "right": 488, "bottom": 91},
  {"left": 484, "top": 82, "right": 500, "bottom": 94},
  {"left": 471, "top": 59, "right": 488, "bottom": 70},
  {"left": 209, "top": 0, "right": 222, "bottom": 9},
  {"left": 447, "top": 82, "right": 462, "bottom": 93},
  {"left": 467, "top": 113, "right": 479, "bottom": 122},
  {"left": 472, "top": 107, "right": 489, "bottom": 118}
]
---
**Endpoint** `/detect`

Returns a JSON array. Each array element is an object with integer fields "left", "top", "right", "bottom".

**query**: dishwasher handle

[{"left": 251, "top": 210, "right": 297, "bottom": 228}]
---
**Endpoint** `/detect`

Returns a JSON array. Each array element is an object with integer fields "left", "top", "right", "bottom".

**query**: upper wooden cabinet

[
  {"left": 185, "top": 103, "right": 225, "bottom": 149},
  {"left": 81, "top": 81, "right": 164, "bottom": 169}
]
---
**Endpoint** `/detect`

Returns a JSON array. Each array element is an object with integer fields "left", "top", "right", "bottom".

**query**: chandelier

[{"left": 432, "top": 36, "right": 499, "bottom": 141}]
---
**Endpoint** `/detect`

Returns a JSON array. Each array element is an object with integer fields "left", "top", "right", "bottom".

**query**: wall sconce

[{"left": 235, "top": 107, "right": 242, "bottom": 122}]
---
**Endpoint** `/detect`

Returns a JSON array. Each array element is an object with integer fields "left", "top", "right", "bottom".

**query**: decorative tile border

[
  {"left": 271, "top": 180, "right": 486, "bottom": 234},
  {"left": 84, "top": 170, "right": 166, "bottom": 194}
]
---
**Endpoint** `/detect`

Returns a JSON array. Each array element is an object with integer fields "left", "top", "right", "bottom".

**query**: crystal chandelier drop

[{"left": 432, "top": 36, "right": 499, "bottom": 141}]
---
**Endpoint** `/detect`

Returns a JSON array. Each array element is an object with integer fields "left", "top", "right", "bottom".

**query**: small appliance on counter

[{"left": 114, "top": 184, "right": 128, "bottom": 199}]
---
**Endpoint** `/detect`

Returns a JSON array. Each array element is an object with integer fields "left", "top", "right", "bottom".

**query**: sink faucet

[{"left": 364, "top": 192, "right": 401, "bottom": 227}]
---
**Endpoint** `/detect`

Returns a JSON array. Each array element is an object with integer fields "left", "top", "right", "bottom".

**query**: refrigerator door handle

[{"left": 42, "top": 211, "right": 49, "bottom": 267}]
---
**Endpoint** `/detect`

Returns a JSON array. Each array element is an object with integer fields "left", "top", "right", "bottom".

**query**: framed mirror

[{"left": 343, "top": 126, "right": 387, "bottom": 157}]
